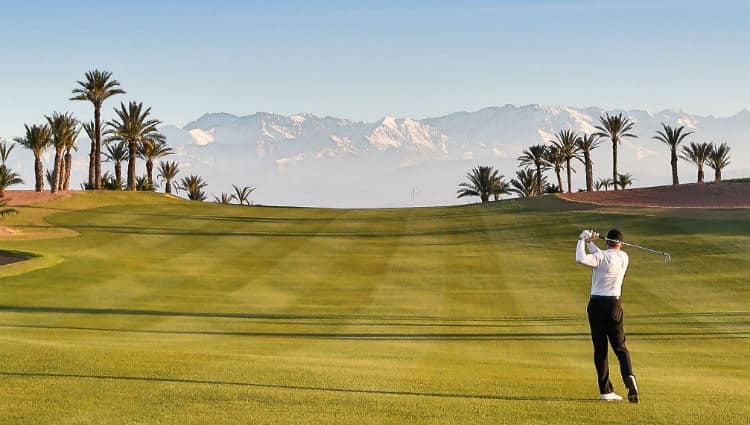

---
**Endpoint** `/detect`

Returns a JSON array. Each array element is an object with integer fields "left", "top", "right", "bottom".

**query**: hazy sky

[{"left": 0, "top": 0, "right": 747, "bottom": 137}]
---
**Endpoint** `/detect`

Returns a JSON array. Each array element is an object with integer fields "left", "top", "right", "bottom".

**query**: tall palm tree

[
  {"left": 680, "top": 141, "right": 713, "bottom": 183},
  {"left": 550, "top": 129, "right": 579, "bottom": 193},
  {"left": 544, "top": 145, "right": 565, "bottom": 192},
  {"left": 46, "top": 112, "right": 80, "bottom": 194},
  {"left": 492, "top": 177, "right": 511, "bottom": 201},
  {"left": 104, "top": 141, "right": 128, "bottom": 189},
  {"left": 178, "top": 174, "right": 208, "bottom": 201},
  {"left": 232, "top": 184, "right": 255, "bottom": 205},
  {"left": 105, "top": 102, "right": 162, "bottom": 191},
  {"left": 0, "top": 164, "right": 23, "bottom": 198},
  {"left": 518, "top": 144, "right": 549, "bottom": 194},
  {"left": 594, "top": 113, "right": 637, "bottom": 191},
  {"left": 157, "top": 160, "right": 180, "bottom": 195},
  {"left": 137, "top": 135, "right": 173, "bottom": 188},
  {"left": 0, "top": 139, "right": 15, "bottom": 165},
  {"left": 71, "top": 69, "right": 125, "bottom": 189},
  {"left": 456, "top": 166, "right": 502, "bottom": 203},
  {"left": 576, "top": 134, "right": 602, "bottom": 191},
  {"left": 616, "top": 173, "right": 636, "bottom": 190},
  {"left": 509, "top": 168, "right": 546, "bottom": 198},
  {"left": 652, "top": 123, "right": 692, "bottom": 186},
  {"left": 707, "top": 142, "right": 731, "bottom": 182},
  {"left": 81, "top": 121, "right": 97, "bottom": 188},
  {"left": 14, "top": 124, "right": 52, "bottom": 192}
]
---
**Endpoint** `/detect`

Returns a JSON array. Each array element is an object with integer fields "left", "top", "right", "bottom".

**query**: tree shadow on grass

[{"left": 0, "top": 371, "right": 596, "bottom": 402}]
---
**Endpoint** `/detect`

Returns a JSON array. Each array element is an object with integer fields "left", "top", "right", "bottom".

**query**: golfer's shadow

[{"left": 0, "top": 371, "right": 595, "bottom": 403}]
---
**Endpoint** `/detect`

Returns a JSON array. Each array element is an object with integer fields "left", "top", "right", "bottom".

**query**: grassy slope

[{"left": 0, "top": 192, "right": 747, "bottom": 425}]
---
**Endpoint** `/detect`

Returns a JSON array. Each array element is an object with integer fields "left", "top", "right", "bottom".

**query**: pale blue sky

[{"left": 0, "top": 0, "right": 747, "bottom": 137}]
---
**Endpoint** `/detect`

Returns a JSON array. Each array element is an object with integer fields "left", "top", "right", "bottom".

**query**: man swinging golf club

[{"left": 576, "top": 228, "right": 639, "bottom": 402}]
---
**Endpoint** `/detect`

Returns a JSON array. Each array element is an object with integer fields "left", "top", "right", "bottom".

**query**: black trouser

[{"left": 587, "top": 296, "right": 634, "bottom": 394}]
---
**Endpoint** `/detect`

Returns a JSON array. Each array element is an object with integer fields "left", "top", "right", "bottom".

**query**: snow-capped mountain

[
  {"left": 154, "top": 105, "right": 749, "bottom": 207},
  {"left": 9, "top": 105, "right": 748, "bottom": 207}
]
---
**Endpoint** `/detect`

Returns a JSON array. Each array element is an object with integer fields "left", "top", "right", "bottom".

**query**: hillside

[{"left": 560, "top": 181, "right": 750, "bottom": 208}]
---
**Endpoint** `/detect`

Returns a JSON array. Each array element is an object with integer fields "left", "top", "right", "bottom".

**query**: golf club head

[{"left": 664, "top": 253, "right": 672, "bottom": 264}]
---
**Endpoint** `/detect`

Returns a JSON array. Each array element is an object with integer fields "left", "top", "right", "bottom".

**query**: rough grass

[{"left": 0, "top": 192, "right": 747, "bottom": 424}]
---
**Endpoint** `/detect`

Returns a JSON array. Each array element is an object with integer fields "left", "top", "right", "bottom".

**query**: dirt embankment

[
  {"left": 1, "top": 190, "right": 74, "bottom": 206},
  {"left": 560, "top": 182, "right": 750, "bottom": 208}
]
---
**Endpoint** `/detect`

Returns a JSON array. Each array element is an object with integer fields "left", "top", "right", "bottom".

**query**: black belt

[{"left": 590, "top": 295, "right": 620, "bottom": 300}]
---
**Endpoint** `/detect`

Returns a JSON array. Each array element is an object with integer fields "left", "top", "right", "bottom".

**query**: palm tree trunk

[
  {"left": 566, "top": 158, "right": 572, "bottom": 193},
  {"left": 63, "top": 150, "right": 73, "bottom": 190},
  {"left": 697, "top": 165, "right": 704, "bottom": 183},
  {"left": 146, "top": 159, "right": 154, "bottom": 188},
  {"left": 165, "top": 178, "right": 172, "bottom": 195},
  {"left": 535, "top": 164, "right": 542, "bottom": 196},
  {"left": 584, "top": 151, "right": 593, "bottom": 191},
  {"left": 715, "top": 167, "right": 721, "bottom": 182},
  {"left": 88, "top": 139, "right": 96, "bottom": 189},
  {"left": 114, "top": 162, "right": 123, "bottom": 189},
  {"left": 612, "top": 139, "right": 618, "bottom": 191},
  {"left": 555, "top": 169, "right": 563, "bottom": 192},
  {"left": 128, "top": 141, "right": 137, "bottom": 191},
  {"left": 670, "top": 146, "right": 679, "bottom": 185},
  {"left": 94, "top": 104, "right": 102, "bottom": 189},
  {"left": 58, "top": 155, "right": 65, "bottom": 191},
  {"left": 34, "top": 156, "right": 44, "bottom": 192},
  {"left": 51, "top": 148, "right": 63, "bottom": 194}
]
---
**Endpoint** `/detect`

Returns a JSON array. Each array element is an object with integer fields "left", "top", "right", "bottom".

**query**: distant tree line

[
  {"left": 457, "top": 113, "right": 732, "bottom": 203},
  {"left": 0, "top": 69, "right": 256, "bottom": 205}
]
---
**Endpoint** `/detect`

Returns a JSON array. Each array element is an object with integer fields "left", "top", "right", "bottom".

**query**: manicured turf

[{"left": 0, "top": 192, "right": 747, "bottom": 424}]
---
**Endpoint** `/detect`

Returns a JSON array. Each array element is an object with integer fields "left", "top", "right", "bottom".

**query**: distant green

[{"left": 0, "top": 192, "right": 747, "bottom": 424}]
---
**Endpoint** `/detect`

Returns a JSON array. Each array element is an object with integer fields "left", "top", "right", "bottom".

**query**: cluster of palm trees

[
  {"left": 0, "top": 69, "right": 259, "bottom": 204},
  {"left": 458, "top": 113, "right": 733, "bottom": 203},
  {"left": 212, "top": 185, "right": 256, "bottom": 205}
]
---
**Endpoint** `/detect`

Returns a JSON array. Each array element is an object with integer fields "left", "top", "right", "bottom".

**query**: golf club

[{"left": 585, "top": 231, "right": 672, "bottom": 264}]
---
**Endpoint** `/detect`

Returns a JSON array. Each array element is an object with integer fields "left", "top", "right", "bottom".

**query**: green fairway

[{"left": 0, "top": 192, "right": 748, "bottom": 424}]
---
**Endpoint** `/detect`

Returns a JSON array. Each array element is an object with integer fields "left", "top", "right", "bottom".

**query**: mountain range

[{"left": 12, "top": 105, "right": 749, "bottom": 207}]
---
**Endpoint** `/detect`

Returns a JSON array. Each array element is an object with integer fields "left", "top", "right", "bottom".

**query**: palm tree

[
  {"left": 14, "top": 124, "right": 52, "bottom": 192},
  {"left": 652, "top": 123, "right": 692, "bottom": 186},
  {"left": 680, "top": 141, "right": 713, "bottom": 183},
  {"left": 178, "top": 174, "right": 208, "bottom": 201},
  {"left": 157, "top": 161, "right": 181, "bottom": 195},
  {"left": 707, "top": 142, "right": 731, "bottom": 182},
  {"left": 518, "top": 144, "right": 549, "bottom": 194},
  {"left": 101, "top": 171, "right": 120, "bottom": 190},
  {"left": 510, "top": 168, "right": 546, "bottom": 198},
  {"left": 550, "top": 129, "right": 579, "bottom": 193},
  {"left": 105, "top": 102, "right": 162, "bottom": 191},
  {"left": 594, "top": 113, "right": 637, "bottom": 191},
  {"left": 232, "top": 184, "right": 255, "bottom": 205},
  {"left": 137, "top": 135, "right": 173, "bottom": 188},
  {"left": 104, "top": 141, "right": 128, "bottom": 189},
  {"left": 0, "top": 139, "right": 15, "bottom": 165},
  {"left": 544, "top": 145, "right": 565, "bottom": 192},
  {"left": 0, "top": 164, "right": 23, "bottom": 198},
  {"left": 213, "top": 193, "right": 236, "bottom": 204},
  {"left": 71, "top": 69, "right": 125, "bottom": 189},
  {"left": 576, "top": 134, "right": 602, "bottom": 191},
  {"left": 81, "top": 121, "right": 97, "bottom": 188},
  {"left": 594, "top": 177, "right": 613, "bottom": 191},
  {"left": 616, "top": 173, "right": 636, "bottom": 190},
  {"left": 492, "top": 177, "right": 511, "bottom": 201},
  {"left": 61, "top": 127, "right": 79, "bottom": 191},
  {"left": 457, "top": 166, "right": 502, "bottom": 203},
  {"left": 135, "top": 174, "right": 155, "bottom": 191},
  {"left": 46, "top": 112, "right": 79, "bottom": 194}
]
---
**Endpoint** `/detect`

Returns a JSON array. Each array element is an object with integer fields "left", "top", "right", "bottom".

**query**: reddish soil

[
  {"left": 560, "top": 182, "right": 750, "bottom": 208},
  {"left": 1, "top": 190, "right": 75, "bottom": 206}
]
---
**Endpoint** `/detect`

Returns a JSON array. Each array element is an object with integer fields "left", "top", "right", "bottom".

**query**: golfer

[{"left": 576, "top": 229, "right": 639, "bottom": 403}]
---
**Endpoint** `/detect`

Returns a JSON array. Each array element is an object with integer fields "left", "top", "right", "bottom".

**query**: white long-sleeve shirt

[{"left": 576, "top": 240, "right": 629, "bottom": 297}]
